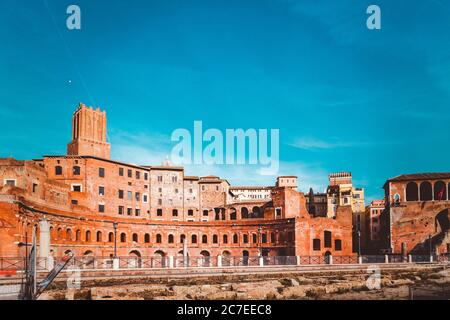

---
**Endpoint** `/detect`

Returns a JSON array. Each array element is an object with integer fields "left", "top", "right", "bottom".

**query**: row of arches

[
  {"left": 406, "top": 181, "right": 449, "bottom": 202},
  {"left": 47, "top": 227, "right": 295, "bottom": 246}
]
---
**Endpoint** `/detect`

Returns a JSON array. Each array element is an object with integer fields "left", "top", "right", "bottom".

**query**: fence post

[
  {"left": 168, "top": 256, "right": 174, "bottom": 268},
  {"left": 329, "top": 255, "right": 333, "bottom": 265},
  {"left": 408, "top": 254, "right": 412, "bottom": 263},
  {"left": 296, "top": 256, "right": 301, "bottom": 266},
  {"left": 217, "top": 255, "right": 222, "bottom": 268},
  {"left": 384, "top": 255, "right": 389, "bottom": 264},
  {"left": 113, "top": 258, "right": 119, "bottom": 270},
  {"left": 429, "top": 255, "right": 434, "bottom": 263},
  {"left": 358, "top": 256, "right": 363, "bottom": 264},
  {"left": 259, "top": 256, "right": 264, "bottom": 267}
]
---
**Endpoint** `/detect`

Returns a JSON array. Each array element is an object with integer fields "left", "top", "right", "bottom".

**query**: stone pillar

[
  {"left": 183, "top": 239, "right": 188, "bottom": 268},
  {"left": 39, "top": 219, "right": 50, "bottom": 259},
  {"left": 328, "top": 255, "right": 333, "bottom": 265},
  {"left": 259, "top": 256, "right": 264, "bottom": 267},
  {"left": 429, "top": 255, "right": 434, "bottom": 263},
  {"left": 217, "top": 255, "right": 222, "bottom": 268},
  {"left": 408, "top": 254, "right": 412, "bottom": 263},
  {"left": 113, "top": 258, "right": 119, "bottom": 270},
  {"left": 296, "top": 256, "right": 301, "bottom": 266},
  {"left": 169, "top": 256, "right": 174, "bottom": 268},
  {"left": 385, "top": 255, "right": 389, "bottom": 264},
  {"left": 358, "top": 256, "right": 363, "bottom": 264}
]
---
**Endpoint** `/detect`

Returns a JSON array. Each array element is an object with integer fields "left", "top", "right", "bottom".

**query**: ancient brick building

[
  {"left": 381, "top": 173, "right": 450, "bottom": 255},
  {"left": 0, "top": 103, "right": 355, "bottom": 261}
]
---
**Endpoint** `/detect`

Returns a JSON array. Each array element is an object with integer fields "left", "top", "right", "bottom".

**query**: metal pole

[
  {"left": 258, "top": 227, "right": 262, "bottom": 257},
  {"left": 113, "top": 222, "right": 118, "bottom": 258},
  {"left": 358, "top": 231, "right": 361, "bottom": 256}
]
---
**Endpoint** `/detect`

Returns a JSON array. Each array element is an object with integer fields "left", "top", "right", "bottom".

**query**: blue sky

[{"left": 1, "top": 0, "right": 450, "bottom": 201}]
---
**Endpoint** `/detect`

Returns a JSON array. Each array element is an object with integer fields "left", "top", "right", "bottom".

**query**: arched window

[
  {"left": 180, "top": 234, "right": 186, "bottom": 243},
  {"left": 223, "top": 234, "right": 228, "bottom": 244},
  {"left": 75, "top": 229, "right": 80, "bottom": 241},
  {"left": 406, "top": 182, "right": 419, "bottom": 201},
  {"left": 191, "top": 234, "right": 197, "bottom": 244},
  {"left": 73, "top": 166, "right": 81, "bottom": 175},
  {"left": 57, "top": 228, "right": 62, "bottom": 239},
  {"left": 213, "top": 234, "right": 218, "bottom": 244},
  {"left": 96, "top": 231, "right": 102, "bottom": 242},
  {"left": 55, "top": 166, "right": 62, "bottom": 175},
  {"left": 85, "top": 231, "right": 91, "bottom": 242},
  {"left": 156, "top": 234, "right": 162, "bottom": 243},
  {"left": 108, "top": 232, "right": 114, "bottom": 242},
  {"left": 66, "top": 229, "right": 72, "bottom": 241},
  {"left": 252, "top": 206, "right": 261, "bottom": 218},
  {"left": 243, "top": 234, "right": 248, "bottom": 243},
  {"left": 233, "top": 234, "right": 238, "bottom": 244},
  {"left": 420, "top": 181, "right": 432, "bottom": 201},
  {"left": 230, "top": 209, "right": 237, "bottom": 220},
  {"left": 434, "top": 181, "right": 447, "bottom": 201},
  {"left": 168, "top": 234, "right": 174, "bottom": 243},
  {"left": 120, "top": 233, "right": 126, "bottom": 243},
  {"left": 262, "top": 234, "right": 267, "bottom": 243},
  {"left": 132, "top": 233, "right": 138, "bottom": 242},
  {"left": 144, "top": 233, "right": 150, "bottom": 243},
  {"left": 241, "top": 207, "right": 249, "bottom": 219},
  {"left": 202, "top": 235, "right": 208, "bottom": 244}
]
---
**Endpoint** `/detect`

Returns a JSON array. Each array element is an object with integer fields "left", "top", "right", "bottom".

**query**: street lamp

[{"left": 113, "top": 222, "right": 118, "bottom": 258}]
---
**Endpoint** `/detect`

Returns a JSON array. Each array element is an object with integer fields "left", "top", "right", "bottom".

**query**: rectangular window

[
  {"left": 127, "top": 208, "right": 132, "bottom": 216},
  {"left": 118, "top": 206, "right": 124, "bottom": 215},
  {"left": 99, "top": 204, "right": 105, "bottom": 213},
  {"left": 324, "top": 231, "right": 332, "bottom": 248},
  {"left": 188, "top": 209, "right": 194, "bottom": 216},
  {"left": 157, "top": 176, "right": 163, "bottom": 182},
  {"left": 118, "top": 190, "right": 124, "bottom": 199},
  {"left": 172, "top": 176, "right": 177, "bottom": 182},
  {"left": 189, "top": 188, "right": 193, "bottom": 193},
  {"left": 175, "top": 188, "right": 178, "bottom": 194},
  {"left": 99, "top": 167, "right": 105, "bottom": 178},
  {"left": 144, "top": 172, "right": 148, "bottom": 180},
  {"left": 313, "top": 239, "right": 321, "bottom": 251},
  {"left": 157, "top": 208, "right": 163, "bottom": 216},
  {"left": 158, "top": 199, "right": 162, "bottom": 205},
  {"left": 32, "top": 183, "right": 38, "bottom": 193},
  {"left": 127, "top": 169, "right": 132, "bottom": 178},
  {"left": 99, "top": 186, "right": 105, "bottom": 196},
  {"left": 136, "top": 171, "right": 140, "bottom": 179},
  {"left": 4, "top": 179, "right": 16, "bottom": 186},
  {"left": 135, "top": 208, "right": 140, "bottom": 216},
  {"left": 335, "top": 239, "right": 342, "bottom": 251},
  {"left": 127, "top": 191, "right": 132, "bottom": 201},
  {"left": 71, "top": 184, "right": 82, "bottom": 192},
  {"left": 135, "top": 192, "right": 140, "bottom": 201},
  {"left": 71, "top": 200, "right": 78, "bottom": 205},
  {"left": 143, "top": 194, "right": 148, "bottom": 203},
  {"left": 119, "top": 167, "right": 124, "bottom": 176}
]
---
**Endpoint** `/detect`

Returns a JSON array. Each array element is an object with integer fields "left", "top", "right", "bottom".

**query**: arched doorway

[
  {"left": 324, "top": 251, "right": 332, "bottom": 265},
  {"left": 200, "top": 250, "right": 210, "bottom": 267},
  {"left": 129, "top": 250, "right": 142, "bottom": 268},
  {"left": 436, "top": 209, "right": 450, "bottom": 234},
  {"left": 420, "top": 182, "right": 432, "bottom": 201},
  {"left": 406, "top": 182, "right": 418, "bottom": 201},
  {"left": 83, "top": 250, "right": 94, "bottom": 269},
  {"left": 242, "top": 250, "right": 249, "bottom": 266},
  {"left": 241, "top": 207, "right": 249, "bottom": 219},
  {"left": 222, "top": 250, "right": 231, "bottom": 266},
  {"left": 153, "top": 250, "right": 166, "bottom": 268},
  {"left": 434, "top": 181, "right": 447, "bottom": 201}
]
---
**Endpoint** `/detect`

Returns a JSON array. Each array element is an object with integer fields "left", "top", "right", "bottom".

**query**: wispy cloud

[{"left": 287, "top": 137, "right": 356, "bottom": 150}]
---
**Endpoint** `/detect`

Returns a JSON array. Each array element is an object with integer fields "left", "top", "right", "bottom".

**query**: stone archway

[
  {"left": 153, "top": 250, "right": 166, "bottom": 268},
  {"left": 222, "top": 250, "right": 231, "bottom": 266},
  {"left": 83, "top": 250, "right": 94, "bottom": 268},
  {"left": 200, "top": 250, "right": 211, "bottom": 267},
  {"left": 129, "top": 250, "right": 142, "bottom": 268}
]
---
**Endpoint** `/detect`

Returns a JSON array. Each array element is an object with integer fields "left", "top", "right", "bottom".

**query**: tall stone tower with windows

[{"left": 67, "top": 103, "right": 111, "bottom": 159}]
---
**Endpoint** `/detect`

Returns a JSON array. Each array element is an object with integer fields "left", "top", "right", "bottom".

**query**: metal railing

[{"left": 1, "top": 254, "right": 449, "bottom": 272}]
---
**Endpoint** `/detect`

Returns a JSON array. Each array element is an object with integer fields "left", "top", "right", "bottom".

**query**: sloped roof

[{"left": 388, "top": 173, "right": 450, "bottom": 182}]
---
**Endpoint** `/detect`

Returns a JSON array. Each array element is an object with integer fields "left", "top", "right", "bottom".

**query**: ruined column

[{"left": 217, "top": 255, "right": 222, "bottom": 268}]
